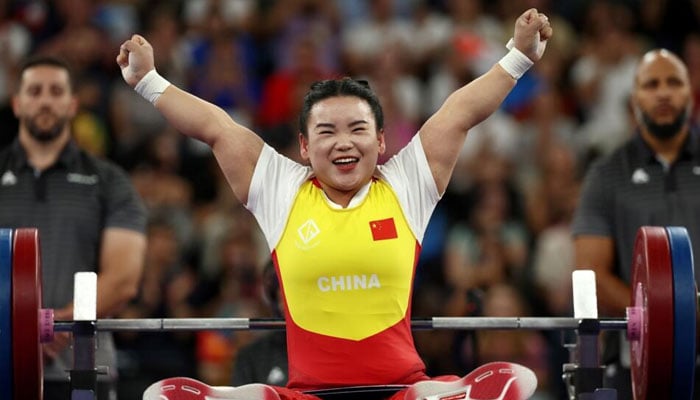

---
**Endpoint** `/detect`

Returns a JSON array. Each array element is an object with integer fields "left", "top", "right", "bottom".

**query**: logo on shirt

[
  {"left": 693, "top": 166, "right": 700, "bottom": 176},
  {"left": 1, "top": 171, "right": 16, "bottom": 186},
  {"left": 296, "top": 219, "right": 320, "bottom": 248},
  {"left": 369, "top": 218, "right": 398, "bottom": 241},
  {"left": 631, "top": 168, "right": 649, "bottom": 184},
  {"left": 317, "top": 274, "right": 382, "bottom": 292},
  {"left": 67, "top": 173, "right": 98, "bottom": 185}
]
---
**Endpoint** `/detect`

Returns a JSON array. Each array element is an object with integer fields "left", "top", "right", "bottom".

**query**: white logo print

[
  {"left": 693, "top": 166, "right": 700, "bottom": 176},
  {"left": 1, "top": 171, "right": 16, "bottom": 186},
  {"left": 317, "top": 274, "right": 381, "bottom": 292},
  {"left": 67, "top": 173, "right": 98, "bottom": 185},
  {"left": 266, "top": 366, "right": 286, "bottom": 385},
  {"left": 631, "top": 168, "right": 649, "bottom": 184},
  {"left": 297, "top": 219, "right": 320, "bottom": 245}
]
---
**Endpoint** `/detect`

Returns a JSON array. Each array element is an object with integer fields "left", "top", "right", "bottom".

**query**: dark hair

[
  {"left": 17, "top": 55, "right": 75, "bottom": 92},
  {"left": 299, "top": 77, "right": 384, "bottom": 137}
]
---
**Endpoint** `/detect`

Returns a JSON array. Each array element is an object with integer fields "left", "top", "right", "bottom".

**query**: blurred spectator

[
  {"left": 35, "top": 0, "right": 111, "bottom": 77},
  {"left": 460, "top": 284, "right": 552, "bottom": 399},
  {"left": 365, "top": 44, "right": 422, "bottom": 162},
  {"left": 638, "top": 0, "right": 700, "bottom": 54},
  {"left": 0, "top": 0, "right": 31, "bottom": 103},
  {"left": 191, "top": 227, "right": 268, "bottom": 385},
  {"left": 109, "top": 4, "right": 186, "bottom": 170},
  {"left": 570, "top": 0, "right": 641, "bottom": 157},
  {"left": 405, "top": 0, "right": 451, "bottom": 80},
  {"left": 341, "top": 0, "right": 415, "bottom": 76},
  {"left": 115, "top": 216, "right": 197, "bottom": 399},
  {"left": 524, "top": 142, "right": 580, "bottom": 236},
  {"left": 256, "top": 35, "right": 334, "bottom": 160},
  {"left": 443, "top": 160, "right": 529, "bottom": 295},
  {"left": 683, "top": 32, "right": 700, "bottom": 127},
  {"left": 93, "top": 0, "right": 140, "bottom": 46},
  {"left": 258, "top": 0, "right": 341, "bottom": 74},
  {"left": 130, "top": 130, "right": 194, "bottom": 212},
  {"left": 445, "top": 0, "right": 505, "bottom": 77},
  {"left": 181, "top": 0, "right": 259, "bottom": 126},
  {"left": 231, "top": 261, "right": 288, "bottom": 386},
  {"left": 0, "top": 0, "right": 32, "bottom": 147}
]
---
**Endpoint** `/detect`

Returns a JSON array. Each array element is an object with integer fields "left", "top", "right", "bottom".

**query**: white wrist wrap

[
  {"left": 135, "top": 69, "right": 170, "bottom": 105},
  {"left": 498, "top": 46, "right": 534, "bottom": 80}
]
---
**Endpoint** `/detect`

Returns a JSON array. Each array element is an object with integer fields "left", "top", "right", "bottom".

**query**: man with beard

[
  {"left": 572, "top": 49, "right": 700, "bottom": 399},
  {"left": 0, "top": 56, "right": 147, "bottom": 399}
]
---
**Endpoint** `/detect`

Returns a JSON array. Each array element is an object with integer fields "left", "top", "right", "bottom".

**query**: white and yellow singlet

[{"left": 246, "top": 135, "right": 440, "bottom": 390}]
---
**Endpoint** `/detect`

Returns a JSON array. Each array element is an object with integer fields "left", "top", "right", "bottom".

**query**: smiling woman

[
  {"left": 118, "top": 7, "right": 552, "bottom": 400},
  {"left": 300, "top": 91, "right": 385, "bottom": 207}
]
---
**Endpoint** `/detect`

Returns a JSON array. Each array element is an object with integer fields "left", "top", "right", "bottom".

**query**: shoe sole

[
  {"left": 143, "top": 377, "right": 281, "bottom": 400},
  {"left": 405, "top": 362, "right": 537, "bottom": 400}
]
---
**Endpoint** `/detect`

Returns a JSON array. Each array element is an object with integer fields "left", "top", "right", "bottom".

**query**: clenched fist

[
  {"left": 116, "top": 34, "right": 155, "bottom": 87},
  {"left": 512, "top": 8, "right": 553, "bottom": 62}
]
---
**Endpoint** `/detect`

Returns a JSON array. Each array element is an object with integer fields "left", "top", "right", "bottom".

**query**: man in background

[
  {"left": 0, "top": 55, "right": 147, "bottom": 399},
  {"left": 572, "top": 48, "right": 700, "bottom": 398}
]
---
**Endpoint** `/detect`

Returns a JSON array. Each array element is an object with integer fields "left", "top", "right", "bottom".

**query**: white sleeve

[
  {"left": 245, "top": 144, "right": 312, "bottom": 250},
  {"left": 378, "top": 134, "right": 441, "bottom": 243}
]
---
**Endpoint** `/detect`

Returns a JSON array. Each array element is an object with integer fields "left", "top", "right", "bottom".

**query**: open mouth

[
  {"left": 333, "top": 157, "right": 359, "bottom": 171},
  {"left": 332, "top": 157, "right": 359, "bottom": 165}
]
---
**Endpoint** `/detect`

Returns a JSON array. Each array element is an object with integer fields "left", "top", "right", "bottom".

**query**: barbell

[{"left": 0, "top": 226, "right": 696, "bottom": 399}]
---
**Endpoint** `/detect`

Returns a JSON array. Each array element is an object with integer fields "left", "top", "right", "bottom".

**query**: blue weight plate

[
  {"left": 666, "top": 226, "right": 696, "bottom": 400},
  {"left": 0, "top": 229, "right": 12, "bottom": 399}
]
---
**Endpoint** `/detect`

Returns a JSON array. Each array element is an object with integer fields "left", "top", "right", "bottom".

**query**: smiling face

[
  {"left": 632, "top": 50, "right": 693, "bottom": 141},
  {"left": 299, "top": 96, "right": 386, "bottom": 206}
]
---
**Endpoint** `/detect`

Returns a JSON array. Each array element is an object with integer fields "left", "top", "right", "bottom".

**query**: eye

[
  {"left": 27, "top": 86, "right": 41, "bottom": 96},
  {"left": 50, "top": 85, "right": 66, "bottom": 96},
  {"left": 667, "top": 78, "right": 683, "bottom": 87},
  {"left": 641, "top": 80, "right": 658, "bottom": 90}
]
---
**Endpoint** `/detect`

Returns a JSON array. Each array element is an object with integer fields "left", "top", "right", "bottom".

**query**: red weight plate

[
  {"left": 12, "top": 228, "right": 43, "bottom": 400},
  {"left": 630, "top": 226, "right": 674, "bottom": 400}
]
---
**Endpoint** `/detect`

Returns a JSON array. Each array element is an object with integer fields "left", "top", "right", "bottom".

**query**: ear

[
  {"left": 377, "top": 129, "right": 386, "bottom": 156},
  {"left": 10, "top": 95, "right": 18, "bottom": 118},
  {"left": 68, "top": 95, "right": 79, "bottom": 118},
  {"left": 299, "top": 132, "right": 310, "bottom": 161}
]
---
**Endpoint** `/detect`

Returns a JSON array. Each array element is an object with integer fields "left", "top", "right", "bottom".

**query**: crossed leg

[
  {"left": 143, "top": 362, "right": 537, "bottom": 400},
  {"left": 400, "top": 362, "right": 537, "bottom": 400}
]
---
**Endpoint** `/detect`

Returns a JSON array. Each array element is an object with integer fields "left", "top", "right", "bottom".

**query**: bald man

[{"left": 572, "top": 49, "right": 700, "bottom": 398}]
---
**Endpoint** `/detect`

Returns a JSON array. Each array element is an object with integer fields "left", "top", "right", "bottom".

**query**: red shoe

[
  {"left": 143, "top": 377, "right": 281, "bottom": 400},
  {"left": 404, "top": 362, "right": 537, "bottom": 400}
]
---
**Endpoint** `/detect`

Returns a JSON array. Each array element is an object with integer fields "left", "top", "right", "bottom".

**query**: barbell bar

[
  {"left": 51, "top": 316, "right": 627, "bottom": 332},
  {"left": 0, "top": 226, "right": 695, "bottom": 400}
]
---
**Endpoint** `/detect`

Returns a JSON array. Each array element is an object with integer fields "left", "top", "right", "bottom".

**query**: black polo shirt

[
  {"left": 0, "top": 139, "right": 146, "bottom": 381},
  {"left": 572, "top": 129, "right": 700, "bottom": 283}
]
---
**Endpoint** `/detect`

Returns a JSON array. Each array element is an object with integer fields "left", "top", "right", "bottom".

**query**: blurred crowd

[{"left": 2, "top": 0, "right": 699, "bottom": 399}]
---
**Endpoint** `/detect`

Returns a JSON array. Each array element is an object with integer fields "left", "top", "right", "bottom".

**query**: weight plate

[
  {"left": 629, "top": 226, "right": 674, "bottom": 400},
  {"left": 666, "top": 226, "right": 696, "bottom": 399},
  {"left": 0, "top": 229, "right": 13, "bottom": 399},
  {"left": 12, "top": 228, "right": 42, "bottom": 400}
]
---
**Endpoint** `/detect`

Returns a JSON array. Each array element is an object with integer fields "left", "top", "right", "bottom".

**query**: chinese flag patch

[{"left": 369, "top": 218, "right": 398, "bottom": 241}]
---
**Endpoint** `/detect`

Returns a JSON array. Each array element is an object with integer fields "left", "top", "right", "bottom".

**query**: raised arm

[
  {"left": 419, "top": 8, "right": 552, "bottom": 193},
  {"left": 116, "top": 34, "right": 263, "bottom": 204}
]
